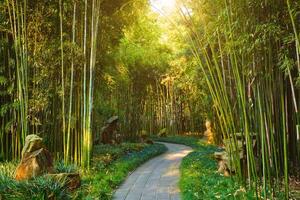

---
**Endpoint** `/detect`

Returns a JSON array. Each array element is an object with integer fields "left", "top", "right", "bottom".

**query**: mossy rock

[
  {"left": 158, "top": 128, "right": 167, "bottom": 137},
  {"left": 22, "top": 134, "right": 43, "bottom": 157}
]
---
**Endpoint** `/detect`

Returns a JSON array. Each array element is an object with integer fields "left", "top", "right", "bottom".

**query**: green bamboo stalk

[
  {"left": 286, "top": 0, "right": 300, "bottom": 74},
  {"left": 66, "top": 1, "right": 76, "bottom": 163},
  {"left": 175, "top": 1, "right": 295, "bottom": 197},
  {"left": 81, "top": 0, "right": 88, "bottom": 167},
  {"left": 282, "top": 88, "right": 289, "bottom": 199},
  {"left": 6, "top": 0, "right": 28, "bottom": 159},
  {"left": 82, "top": 0, "right": 101, "bottom": 168},
  {"left": 59, "top": 0, "right": 66, "bottom": 162}
]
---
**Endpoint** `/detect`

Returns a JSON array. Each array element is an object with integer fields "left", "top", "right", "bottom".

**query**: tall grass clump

[{"left": 0, "top": 162, "right": 72, "bottom": 200}]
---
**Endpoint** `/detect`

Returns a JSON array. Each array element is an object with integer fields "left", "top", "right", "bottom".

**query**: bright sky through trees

[
  {"left": 150, "top": 0, "right": 176, "bottom": 13},
  {"left": 150, "top": 0, "right": 192, "bottom": 17}
]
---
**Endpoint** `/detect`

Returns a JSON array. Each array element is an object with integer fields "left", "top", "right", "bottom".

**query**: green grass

[
  {"left": 75, "top": 143, "right": 166, "bottom": 199},
  {"left": 154, "top": 136, "right": 257, "bottom": 200},
  {"left": 153, "top": 135, "right": 209, "bottom": 149},
  {"left": 0, "top": 161, "right": 76, "bottom": 200},
  {"left": 0, "top": 143, "right": 167, "bottom": 200}
]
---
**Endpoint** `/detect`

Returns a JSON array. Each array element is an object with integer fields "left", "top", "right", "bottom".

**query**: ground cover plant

[
  {"left": 75, "top": 143, "right": 166, "bottom": 200},
  {"left": 0, "top": 161, "right": 76, "bottom": 200},
  {"left": 0, "top": 143, "right": 166, "bottom": 200},
  {"left": 155, "top": 136, "right": 286, "bottom": 199}
]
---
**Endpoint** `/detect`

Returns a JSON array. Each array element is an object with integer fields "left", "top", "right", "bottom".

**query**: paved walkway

[{"left": 113, "top": 142, "right": 193, "bottom": 200}]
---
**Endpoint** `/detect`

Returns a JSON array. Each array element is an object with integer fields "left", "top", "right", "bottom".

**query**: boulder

[
  {"left": 214, "top": 151, "right": 227, "bottom": 160},
  {"left": 214, "top": 151, "right": 232, "bottom": 176},
  {"left": 158, "top": 128, "right": 167, "bottom": 137},
  {"left": 106, "top": 116, "right": 118, "bottom": 124},
  {"left": 145, "top": 139, "right": 154, "bottom": 144},
  {"left": 115, "top": 133, "right": 122, "bottom": 144},
  {"left": 21, "top": 134, "right": 44, "bottom": 157},
  {"left": 46, "top": 173, "right": 81, "bottom": 190},
  {"left": 15, "top": 134, "right": 54, "bottom": 180},
  {"left": 140, "top": 130, "right": 148, "bottom": 140},
  {"left": 98, "top": 116, "right": 120, "bottom": 144},
  {"left": 215, "top": 133, "right": 257, "bottom": 177},
  {"left": 217, "top": 160, "right": 230, "bottom": 176},
  {"left": 139, "top": 130, "right": 151, "bottom": 143}
]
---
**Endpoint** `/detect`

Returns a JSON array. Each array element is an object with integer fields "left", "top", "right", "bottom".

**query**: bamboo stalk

[
  {"left": 59, "top": 0, "right": 66, "bottom": 162},
  {"left": 66, "top": 1, "right": 76, "bottom": 163}
]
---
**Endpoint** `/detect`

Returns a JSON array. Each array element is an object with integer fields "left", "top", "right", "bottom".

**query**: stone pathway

[{"left": 113, "top": 142, "right": 193, "bottom": 200}]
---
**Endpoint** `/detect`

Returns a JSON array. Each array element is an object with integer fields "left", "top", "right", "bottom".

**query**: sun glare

[{"left": 150, "top": 0, "right": 177, "bottom": 13}]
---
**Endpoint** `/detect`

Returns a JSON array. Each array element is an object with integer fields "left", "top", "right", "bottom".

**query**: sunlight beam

[{"left": 150, "top": 0, "right": 176, "bottom": 14}]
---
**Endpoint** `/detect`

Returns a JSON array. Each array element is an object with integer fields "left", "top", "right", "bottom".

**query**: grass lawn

[
  {"left": 0, "top": 143, "right": 167, "bottom": 200},
  {"left": 154, "top": 136, "right": 258, "bottom": 200}
]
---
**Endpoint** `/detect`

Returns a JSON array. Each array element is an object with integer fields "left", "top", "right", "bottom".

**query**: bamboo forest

[{"left": 0, "top": 0, "right": 300, "bottom": 199}]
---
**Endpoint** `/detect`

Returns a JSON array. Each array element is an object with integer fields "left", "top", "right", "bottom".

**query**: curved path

[{"left": 113, "top": 142, "right": 193, "bottom": 200}]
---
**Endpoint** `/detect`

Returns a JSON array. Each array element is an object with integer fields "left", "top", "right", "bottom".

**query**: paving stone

[{"left": 113, "top": 143, "right": 192, "bottom": 200}]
